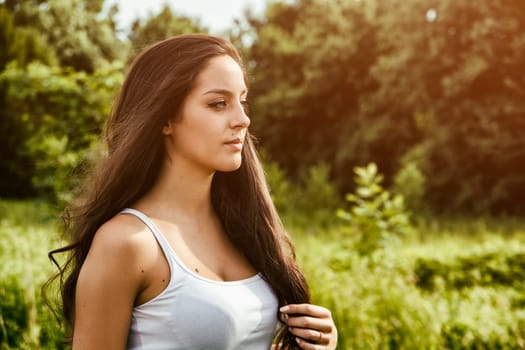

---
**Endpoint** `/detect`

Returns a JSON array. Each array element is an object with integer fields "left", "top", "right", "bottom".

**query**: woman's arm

[
  {"left": 279, "top": 304, "right": 338, "bottom": 350},
  {"left": 72, "top": 219, "right": 148, "bottom": 350}
]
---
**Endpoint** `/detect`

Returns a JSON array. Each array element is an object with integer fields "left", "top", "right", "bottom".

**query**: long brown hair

[{"left": 46, "top": 34, "right": 309, "bottom": 348}]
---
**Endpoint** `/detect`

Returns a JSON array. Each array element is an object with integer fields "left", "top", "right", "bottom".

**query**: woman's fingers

[
  {"left": 285, "top": 314, "right": 333, "bottom": 333},
  {"left": 280, "top": 304, "right": 331, "bottom": 318},
  {"left": 280, "top": 304, "right": 333, "bottom": 333},
  {"left": 280, "top": 303, "right": 338, "bottom": 349},
  {"left": 289, "top": 326, "right": 330, "bottom": 345}
]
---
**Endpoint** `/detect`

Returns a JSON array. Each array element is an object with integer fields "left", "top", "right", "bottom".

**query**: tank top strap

[{"left": 119, "top": 208, "right": 176, "bottom": 268}]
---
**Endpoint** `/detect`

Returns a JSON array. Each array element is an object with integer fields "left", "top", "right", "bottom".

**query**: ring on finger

[{"left": 317, "top": 330, "right": 323, "bottom": 342}]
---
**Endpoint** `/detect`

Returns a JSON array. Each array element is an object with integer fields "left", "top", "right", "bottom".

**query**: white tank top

[{"left": 121, "top": 208, "right": 279, "bottom": 350}]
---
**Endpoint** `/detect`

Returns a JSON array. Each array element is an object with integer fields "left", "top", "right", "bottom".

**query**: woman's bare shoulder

[
  {"left": 89, "top": 212, "right": 158, "bottom": 267},
  {"left": 74, "top": 213, "right": 156, "bottom": 348}
]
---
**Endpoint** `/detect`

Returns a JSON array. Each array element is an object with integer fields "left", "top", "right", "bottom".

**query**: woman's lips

[{"left": 225, "top": 138, "right": 243, "bottom": 151}]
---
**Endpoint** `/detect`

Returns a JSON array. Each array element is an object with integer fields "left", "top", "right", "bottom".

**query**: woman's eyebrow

[{"left": 203, "top": 88, "right": 248, "bottom": 97}]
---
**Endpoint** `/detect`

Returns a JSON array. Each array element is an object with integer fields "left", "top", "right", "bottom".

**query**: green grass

[
  {"left": 0, "top": 199, "right": 66, "bottom": 349},
  {"left": 290, "top": 217, "right": 525, "bottom": 350},
  {"left": 1, "top": 199, "right": 525, "bottom": 349}
]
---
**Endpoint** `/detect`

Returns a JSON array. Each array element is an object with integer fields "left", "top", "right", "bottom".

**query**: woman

[{"left": 49, "top": 34, "right": 337, "bottom": 349}]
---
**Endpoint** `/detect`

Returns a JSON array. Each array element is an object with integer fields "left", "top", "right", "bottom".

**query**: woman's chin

[{"left": 217, "top": 159, "right": 243, "bottom": 172}]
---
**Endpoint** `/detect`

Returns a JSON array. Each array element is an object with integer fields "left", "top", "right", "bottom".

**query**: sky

[{"left": 106, "top": 0, "right": 269, "bottom": 35}]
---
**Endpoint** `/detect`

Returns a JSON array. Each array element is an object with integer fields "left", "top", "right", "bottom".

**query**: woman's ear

[{"left": 162, "top": 120, "right": 173, "bottom": 135}]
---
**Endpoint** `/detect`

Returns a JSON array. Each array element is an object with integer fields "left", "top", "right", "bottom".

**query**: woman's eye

[
  {"left": 208, "top": 100, "right": 227, "bottom": 109},
  {"left": 208, "top": 99, "right": 249, "bottom": 114}
]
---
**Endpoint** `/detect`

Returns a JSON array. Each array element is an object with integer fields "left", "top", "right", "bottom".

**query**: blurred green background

[{"left": 1, "top": 0, "right": 524, "bottom": 349}]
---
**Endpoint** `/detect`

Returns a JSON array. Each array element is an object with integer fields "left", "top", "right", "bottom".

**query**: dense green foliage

[
  {"left": 128, "top": 4, "right": 207, "bottom": 55},
  {"left": 275, "top": 164, "right": 525, "bottom": 349},
  {"left": 336, "top": 163, "right": 412, "bottom": 256},
  {"left": 0, "top": 0, "right": 125, "bottom": 199},
  {"left": 0, "top": 61, "right": 123, "bottom": 203},
  {"left": 245, "top": 0, "right": 525, "bottom": 214},
  {"left": 1, "top": 0, "right": 524, "bottom": 214},
  {"left": 0, "top": 200, "right": 66, "bottom": 349},
  {"left": 263, "top": 155, "right": 342, "bottom": 228},
  {"left": 1, "top": 0, "right": 124, "bottom": 72},
  {"left": 297, "top": 227, "right": 525, "bottom": 349}
]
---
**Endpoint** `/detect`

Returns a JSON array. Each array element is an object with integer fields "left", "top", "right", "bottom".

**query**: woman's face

[{"left": 163, "top": 54, "right": 250, "bottom": 175}]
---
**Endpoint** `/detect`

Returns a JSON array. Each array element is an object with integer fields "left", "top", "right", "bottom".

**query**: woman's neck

[{"left": 136, "top": 158, "right": 215, "bottom": 221}]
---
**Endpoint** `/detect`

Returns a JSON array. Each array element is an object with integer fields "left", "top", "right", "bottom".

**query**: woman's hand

[{"left": 279, "top": 303, "right": 338, "bottom": 350}]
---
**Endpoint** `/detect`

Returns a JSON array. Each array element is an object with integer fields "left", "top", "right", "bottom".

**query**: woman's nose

[{"left": 231, "top": 102, "right": 250, "bottom": 128}]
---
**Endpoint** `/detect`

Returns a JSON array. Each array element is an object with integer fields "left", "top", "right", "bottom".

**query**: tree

[
  {"left": 0, "top": 5, "right": 57, "bottom": 70},
  {"left": 0, "top": 3, "right": 59, "bottom": 196},
  {"left": 128, "top": 4, "right": 207, "bottom": 54},
  {"left": 364, "top": 0, "right": 525, "bottom": 213},
  {"left": 0, "top": 61, "right": 124, "bottom": 202},
  {"left": 0, "top": 0, "right": 126, "bottom": 199},
  {"left": 2, "top": 0, "right": 125, "bottom": 72},
  {"left": 246, "top": 0, "right": 409, "bottom": 188},
  {"left": 244, "top": 0, "right": 525, "bottom": 214}
]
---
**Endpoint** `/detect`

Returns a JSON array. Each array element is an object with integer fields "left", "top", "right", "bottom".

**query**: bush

[
  {"left": 0, "top": 276, "right": 29, "bottom": 348},
  {"left": 414, "top": 252, "right": 525, "bottom": 291},
  {"left": 294, "top": 163, "right": 342, "bottom": 228},
  {"left": 439, "top": 287, "right": 525, "bottom": 349},
  {"left": 297, "top": 231, "right": 441, "bottom": 350},
  {"left": 392, "top": 146, "right": 427, "bottom": 213},
  {"left": 0, "top": 200, "right": 65, "bottom": 349},
  {"left": 263, "top": 156, "right": 341, "bottom": 229},
  {"left": 337, "top": 163, "right": 413, "bottom": 257},
  {"left": 262, "top": 153, "right": 296, "bottom": 217},
  {"left": 294, "top": 227, "right": 525, "bottom": 350},
  {"left": 0, "top": 61, "right": 123, "bottom": 203}
]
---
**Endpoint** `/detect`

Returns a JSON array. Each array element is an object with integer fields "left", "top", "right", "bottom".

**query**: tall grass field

[{"left": 1, "top": 199, "right": 524, "bottom": 349}]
